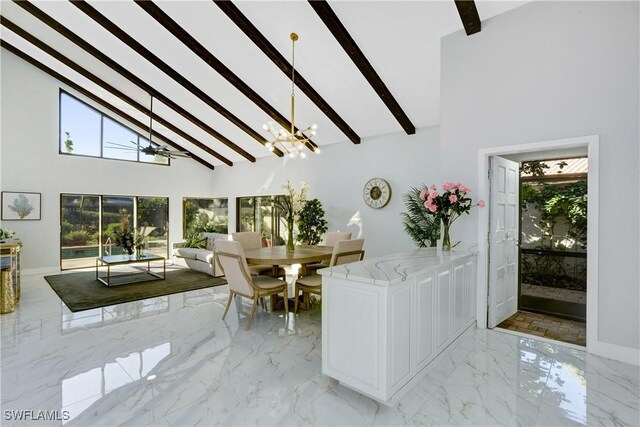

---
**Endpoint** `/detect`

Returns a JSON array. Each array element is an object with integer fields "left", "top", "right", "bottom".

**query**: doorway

[
  {"left": 477, "top": 136, "right": 599, "bottom": 351},
  {"left": 497, "top": 157, "right": 588, "bottom": 346}
]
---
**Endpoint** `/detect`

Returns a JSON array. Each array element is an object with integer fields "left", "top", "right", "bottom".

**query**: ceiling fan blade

[
  {"left": 107, "top": 147, "right": 139, "bottom": 151},
  {"left": 105, "top": 141, "right": 138, "bottom": 149}
]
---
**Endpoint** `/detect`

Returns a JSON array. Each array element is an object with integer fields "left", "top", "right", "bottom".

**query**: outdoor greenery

[
  {"left": 521, "top": 179, "right": 588, "bottom": 250},
  {"left": 520, "top": 159, "right": 588, "bottom": 292},
  {"left": 296, "top": 199, "right": 328, "bottom": 245},
  {"left": 401, "top": 186, "right": 441, "bottom": 247},
  {"left": 63, "top": 131, "right": 74, "bottom": 153},
  {"left": 184, "top": 199, "right": 228, "bottom": 234},
  {"left": 184, "top": 232, "right": 207, "bottom": 249}
]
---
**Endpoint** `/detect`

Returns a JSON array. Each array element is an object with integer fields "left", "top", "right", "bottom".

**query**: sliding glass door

[
  {"left": 60, "top": 194, "right": 169, "bottom": 270},
  {"left": 236, "top": 195, "right": 285, "bottom": 247},
  {"left": 60, "top": 195, "right": 101, "bottom": 270}
]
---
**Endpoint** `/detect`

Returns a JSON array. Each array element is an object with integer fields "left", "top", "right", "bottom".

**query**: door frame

[{"left": 476, "top": 135, "right": 599, "bottom": 354}]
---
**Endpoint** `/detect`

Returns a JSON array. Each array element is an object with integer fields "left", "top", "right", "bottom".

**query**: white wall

[
  {"left": 440, "top": 2, "right": 639, "bottom": 350},
  {"left": 211, "top": 126, "right": 440, "bottom": 258},
  {"left": 0, "top": 50, "right": 216, "bottom": 271}
]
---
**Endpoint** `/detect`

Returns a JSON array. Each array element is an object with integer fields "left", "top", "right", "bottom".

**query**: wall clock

[{"left": 363, "top": 178, "right": 391, "bottom": 209}]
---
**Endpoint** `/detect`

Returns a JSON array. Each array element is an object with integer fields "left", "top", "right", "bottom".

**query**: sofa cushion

[
  {"left": 173, "top": 247, "right": 204, "bottom": 260},
  {"left": 195, "top": 251, "right": 214, "bottom": 264},
  {"left": 202, "top": 233, "right": 230, "bottom": 250}
]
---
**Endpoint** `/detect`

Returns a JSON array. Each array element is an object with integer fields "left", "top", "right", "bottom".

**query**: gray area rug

[{"left": 44, "top": 269, "right": 227, "bottom": 312}]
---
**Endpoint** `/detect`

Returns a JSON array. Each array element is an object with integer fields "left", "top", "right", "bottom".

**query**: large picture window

[
  {"left": 236, "top": 195, "right": 286, "bottom": 247},
  {"left": 60, "top": 194, "right": 169, "bottom": 270},
  {"left": 183, "top": 198, "right": 228, "bottom": 234},
  {"left": 59, "top": 90, "right": 168, "bottom": 165}
]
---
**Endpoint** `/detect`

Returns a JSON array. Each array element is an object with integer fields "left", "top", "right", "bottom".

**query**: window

[
  {"left": 183, "top": 198, "right": 228, "bottom": 234},
  {"left": 236, "top": 195, "right": 286, "bottom": 246},
  {"left": 59, "top": 90, "right": 168, "bottom": 165},
  {"left": 60, "top": 194, "right": 169, "bottom": 270}
]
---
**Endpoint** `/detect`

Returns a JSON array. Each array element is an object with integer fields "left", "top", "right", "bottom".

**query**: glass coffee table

[{"left": 95, "top": 253, "right": 166, "bottom": 287}]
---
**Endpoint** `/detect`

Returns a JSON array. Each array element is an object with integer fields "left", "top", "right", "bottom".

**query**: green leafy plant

[
  {"left": 64, "top": 230, "right": 91, "bottom": 245},
  {"left": 0, "top": 228, "right": 16, "bottom": 241},
  {"left": 184, "top": 232, "right": 207, "bottom": 249},
  {"left": 521, "top": 180, "right": 587, "bottom": 249},
  {"left": 63, "top": 131, "right": 74, "bottom": 153},
  {"left": 297, "top": 199, "right": 328, "bottom": 245},
  {"left": 188, "top": 212, "right": 227, "bottom": 234},
  {"left": 401, "top": 186, "right": 441, "bottom": 247}
]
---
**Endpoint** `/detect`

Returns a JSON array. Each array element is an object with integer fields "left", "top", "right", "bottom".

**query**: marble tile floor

[{"left": 1, "top": 271, "right": 638, "bottom": 426}]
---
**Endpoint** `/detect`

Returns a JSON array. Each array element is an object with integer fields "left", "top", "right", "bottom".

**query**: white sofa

[{"left": 172, "top": 232, "right": 230, "bottom": 277}]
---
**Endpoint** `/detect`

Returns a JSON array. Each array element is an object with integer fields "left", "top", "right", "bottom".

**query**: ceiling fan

[{"left": 105, "top": 95, "right": 191, "bottom": 160}]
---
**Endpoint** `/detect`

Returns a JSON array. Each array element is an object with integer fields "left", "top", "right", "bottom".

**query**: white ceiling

[{"left": 0, "top": 0, "right": 528, "bottom": 167}]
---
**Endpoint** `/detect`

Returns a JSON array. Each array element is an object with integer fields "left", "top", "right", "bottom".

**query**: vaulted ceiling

[{"left": 0, "top": 1, "right": 527, "bottom": 169}]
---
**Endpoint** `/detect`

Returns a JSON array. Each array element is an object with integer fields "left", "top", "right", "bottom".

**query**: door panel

[{"left": 489, "top": 156, "right": 520, "bottom": 328}]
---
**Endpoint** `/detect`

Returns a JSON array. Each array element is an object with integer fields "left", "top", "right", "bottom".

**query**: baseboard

[
  {"left": 589, "top": 340, "right": 640, "bottom": 366},
  {"left": 23, "top": 266, "right": 61, "bottom": 276}
]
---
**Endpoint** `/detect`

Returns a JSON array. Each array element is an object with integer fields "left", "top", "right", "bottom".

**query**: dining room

[{"left": 1, "top": 0, "right": 638, "bottom": 426}]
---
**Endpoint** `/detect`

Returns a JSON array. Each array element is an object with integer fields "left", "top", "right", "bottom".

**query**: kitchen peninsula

[{"left": 320, "top": 245, "right": 478, "bottom": 404}]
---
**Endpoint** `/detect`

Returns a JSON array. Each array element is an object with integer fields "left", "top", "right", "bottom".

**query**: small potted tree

[{"left": 297, "top": 199, "right": 328, "bottom": 246}]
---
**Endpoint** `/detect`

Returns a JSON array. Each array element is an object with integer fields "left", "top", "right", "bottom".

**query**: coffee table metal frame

[{"left": 95, "top": 253, "right": 166, "bottom": 287}]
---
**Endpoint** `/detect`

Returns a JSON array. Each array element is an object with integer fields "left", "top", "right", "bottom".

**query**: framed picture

[{"left": 1, "top": 192, "right": 41, "bottom": 220}]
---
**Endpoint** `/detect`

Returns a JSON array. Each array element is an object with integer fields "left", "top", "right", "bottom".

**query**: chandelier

[{"left": 263, "top": 33, "right": 319, "bottom": 158}]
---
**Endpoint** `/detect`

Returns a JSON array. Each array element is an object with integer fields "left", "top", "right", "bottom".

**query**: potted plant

[
  {"left": 401, "top": 187, "right": 441, "bottom": 247},
  {"left": 273, "top": 181, "right": 309, "bottom": 253},
  {"left": 297, "top": 199, "right": 328, "bottom": 246}
]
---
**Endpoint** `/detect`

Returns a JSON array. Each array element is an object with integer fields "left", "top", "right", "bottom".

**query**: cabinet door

[
  {"left": 453, "top": 260, "right": 466, "bottom": 335},
  {"left": 436, "top": 267, "right": 452, "bottom": 351},
  {"left": 413, "top": 271, "right": 435, "bottom": 372},
  {"left": 389, "top": 282, "right": 413, "bottom": 393},
  {"left": 465, "top": 256, "right": 478, "bottom": 325}
]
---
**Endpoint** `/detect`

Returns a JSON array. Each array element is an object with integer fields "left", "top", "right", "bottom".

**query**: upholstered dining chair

[
  {"left": 294, "top": 239, "right": 365, "bottom": 313},
  {"left": 215, "top": 240, "right": 289, "bottom": 330},
  {"left": 305, "top": 231, "right": 353, "bottom": 275},
  {"left": 323, "top": 231, "right": 352, "bottom": 247},
  {"left": 231, "top": 232, "right": 284, "bottom": 278}
]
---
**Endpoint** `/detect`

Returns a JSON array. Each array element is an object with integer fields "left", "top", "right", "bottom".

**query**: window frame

[
  {"left": 59, "top": 192, "right": 170, "bottom": 270},
  {"left": 58, "top": 89, "right": 170, "bottom": 166}
]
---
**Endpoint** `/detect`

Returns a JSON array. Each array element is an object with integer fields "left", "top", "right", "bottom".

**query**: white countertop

[{"left": 319, "top": 242, "right": 478, "bottom": 287}]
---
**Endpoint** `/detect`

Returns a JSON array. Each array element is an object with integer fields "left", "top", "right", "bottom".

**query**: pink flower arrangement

[{"left": 420, "top": 182, "right": 484, "bottom": 222}]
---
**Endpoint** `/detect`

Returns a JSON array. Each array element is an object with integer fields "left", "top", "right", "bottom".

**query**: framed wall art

[{"left": 1, "top": 192, "right": 41, "bottom": 220}]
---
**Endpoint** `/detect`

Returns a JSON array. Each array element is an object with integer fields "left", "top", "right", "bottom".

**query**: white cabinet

[{"left": 322, "top": 249, "right": 478, "bottom": 404}]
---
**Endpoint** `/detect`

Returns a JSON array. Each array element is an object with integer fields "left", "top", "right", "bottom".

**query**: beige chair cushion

[
  {"left": 330, "top": 239, "right": 365, "bottom": 265},
  {"left": 215, "top": 240, "right": 254, "bottom": 297},
  {"left": 296, "top": 274, "right": 322, "bottom": 288},
  {"left": 231, "top": 232, "right": 262, "bottom": 250},
  {"left": 252, "top": 275, "right": 287, "bottom": 290},
  {"left": 324, "top": 231, "right": 352, "bottom": 247}
]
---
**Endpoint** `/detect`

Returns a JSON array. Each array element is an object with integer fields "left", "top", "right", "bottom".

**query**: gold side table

[{"left": 0, "top": 242, "right": 21, "bottom": 313}]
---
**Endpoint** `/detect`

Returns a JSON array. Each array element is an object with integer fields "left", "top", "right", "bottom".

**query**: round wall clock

[{"left": 363, "top": 178, "right": 392, "bottom": 209}]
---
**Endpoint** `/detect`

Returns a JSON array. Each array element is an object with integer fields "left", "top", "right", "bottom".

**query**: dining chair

[
  {"left": 231, "top": 232, "right": 284, "bottom": 278},
  {"left": 324, "top": 231, "right": 352, "bottom": 247},
  {"left": 304, "top": 231, "right": 353, "bottom": 275},
  {"left": 215, "top": 240, "right": 289, "bottom": 330},
  {"left": 294, "top": 239, "right": 365, "bottom": 313}
]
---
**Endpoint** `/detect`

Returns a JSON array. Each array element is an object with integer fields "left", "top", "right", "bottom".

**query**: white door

[{"left": 488, "top": 156, "right": 519, "bottom": 328}]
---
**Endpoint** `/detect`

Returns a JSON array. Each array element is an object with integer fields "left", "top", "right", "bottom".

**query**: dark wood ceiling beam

[
  {"left": 0, "top": 40, "right": 216, "bottom": 170},
  {"left": 308, "top": 0, "right": 415, "bottom": 135},
  {"left": 12, "top": 0, "right": 264, "bottom": 160},
  {"left": 454, "top": 0, "right": 481, "bottom": 36},
  {"left": 0, "top": 16, "right": 232, "bottom": 166},
  {"left": 69, "top": 0, "right": 270, "bottom": 159},
  {"left": 213, "top": 1, "right": 360, "bottom": 146},
  {"left": 135, "top": 0, "right": 318, "bottom": 152}
]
